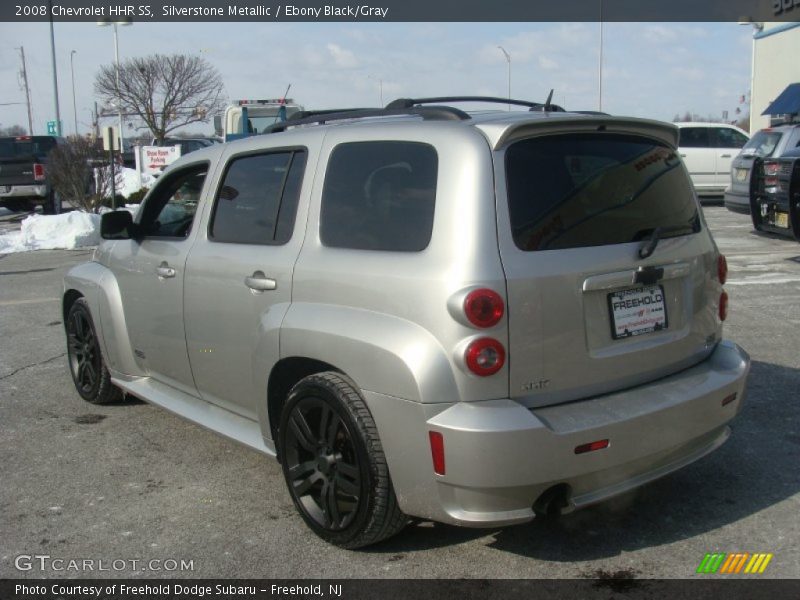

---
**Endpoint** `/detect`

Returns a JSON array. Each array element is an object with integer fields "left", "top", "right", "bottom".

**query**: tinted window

[
  {"left": 506, "top": 133, "right": 700, "bottom": 251},
  {"left": 320, "top": 142, "right": 437, "bottom": 252},
  {"left": 211, "top": 150, "right": 306, "bottom": 245},
  {"left": 138, "top": 165, "right": 207, "bottom": 238},
  {"left": 715, "top": 128, "right": 748, "bottom": 148},
  {"left": 743, "top": 130, "right": 783, "bottom": 157},
  {"left": 0, "top": 137, "right": 57, "bottom": 159},
  {"left": 678, "top": 128, "right": 711, "bottom": 148}
]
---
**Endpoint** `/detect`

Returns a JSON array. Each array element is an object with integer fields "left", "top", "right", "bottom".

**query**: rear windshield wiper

[{"left": 637, "top": 221, "right": 698, "bottom": 259}]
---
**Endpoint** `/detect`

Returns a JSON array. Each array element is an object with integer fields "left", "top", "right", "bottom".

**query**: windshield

[
  {"left": 742, "top": 130, "right": 783, "bottom": 157},
  {"left": 505, "top": 133, "right": 700, "bottom": 251}
]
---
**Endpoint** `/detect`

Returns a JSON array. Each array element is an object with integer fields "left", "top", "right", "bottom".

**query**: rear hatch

[
  {"left": 728, "top": 129, "right": 785, "bottom": 197},
  {"left": 495, "top": 123, "right": 722, "bottom": 408},
  {"left": 0, "top": 136, "right": 56, "bottom": 188}
]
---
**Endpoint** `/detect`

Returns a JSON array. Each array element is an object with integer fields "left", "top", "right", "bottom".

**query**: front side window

[
  {"left": 715, "top": 128, "right": 748, "bottom": 149},
  {"left": 506, "top": 133, "right": 700, "bottom": 251},
  {"left": 320, "top": 141, "right": 438, "bottom": 252},
  {"left": 137, "top": 164, "right": 208, "bottom": 239},
  {"left": 210, "top": 150, "right": 307, "bottom": 245}
]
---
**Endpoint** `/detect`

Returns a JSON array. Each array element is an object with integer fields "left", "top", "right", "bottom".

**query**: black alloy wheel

[
  {"left": 279, "top": 372, "right": 406, "bottom": 548},
  {"left": 66, "top": 298, "right": 121, "bottom": 404}
]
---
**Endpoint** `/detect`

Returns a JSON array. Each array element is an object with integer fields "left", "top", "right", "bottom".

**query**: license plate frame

[
  {"left": 734, "top": 168, "right": 748, "bottom": 182},
  {"left": 608, "top": 285, "right": 668, "bottom": 340}
]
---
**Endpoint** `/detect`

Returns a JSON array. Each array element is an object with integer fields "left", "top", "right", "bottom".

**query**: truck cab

[{"left": 214, "top": 99, "right": 304, "bottom": 142}]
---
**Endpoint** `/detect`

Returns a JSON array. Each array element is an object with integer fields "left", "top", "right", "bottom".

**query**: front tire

[
  {"left": 279, "top": 372, "right": 406, "bottom": 549},
  {"left": 65, "top": 298, "right": 122, "bottom": 404}
]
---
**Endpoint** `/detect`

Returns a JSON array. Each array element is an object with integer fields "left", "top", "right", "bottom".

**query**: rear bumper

[
  {"left": 365, "top": 340, "right": 749, "bottom": 527},
  {"left": 724, "top": 189, "right": 750, "bottom": 214},
  {"left": 0, "top": 184, "right": 47, "bottom": 200}
]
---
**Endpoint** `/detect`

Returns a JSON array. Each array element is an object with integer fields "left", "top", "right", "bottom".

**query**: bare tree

[
  {"left": 49, "top": 137, "right": 123, "bottom": 213},
  {"left": 95, "top": 54, "right": 226, "bottom": 144},
  {"left": 0, "top": 124, "right": 27, "bottom": 136}
]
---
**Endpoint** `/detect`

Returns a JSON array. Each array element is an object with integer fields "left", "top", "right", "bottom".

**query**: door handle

[
  {"left": 244, "top": 271, "right": 277, "bottom": 291},
  {"left": 720, "top": 154, "right": 732, "bottom": 158},
  {"left": 680, "top": 153, "right": 686, "bottom": 158},
  {"left": 156, "top": 262, "right": 176, "bottom": 279}
]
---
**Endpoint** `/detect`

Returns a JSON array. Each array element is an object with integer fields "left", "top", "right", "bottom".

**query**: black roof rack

[
  {"left": 386, "top": 96, "right": 566, "bottom": 112},
  {"left": 264, "top": 105, "right": 470, "bottom": 133}
]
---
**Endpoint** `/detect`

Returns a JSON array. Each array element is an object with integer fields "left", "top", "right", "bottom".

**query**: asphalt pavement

[{"left": 0, "top": 206, "right": 798, "bottom": 579}]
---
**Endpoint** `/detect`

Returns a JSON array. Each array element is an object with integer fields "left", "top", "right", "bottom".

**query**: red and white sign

[{"left": 138, "top": 145, "right": 181, "bottom": 175}]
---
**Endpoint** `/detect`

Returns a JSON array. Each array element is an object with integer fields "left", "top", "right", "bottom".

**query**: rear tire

[
  {"left": 65, "top": 298, "right": 122, "bottom": 404},
  {"left": 279, "top": 372, "right": 407, "bottom": 549}
]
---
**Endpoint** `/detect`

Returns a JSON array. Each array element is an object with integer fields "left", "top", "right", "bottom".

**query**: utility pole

[{"left": 17, "top": 47, "right": 34, "bottom": 136}]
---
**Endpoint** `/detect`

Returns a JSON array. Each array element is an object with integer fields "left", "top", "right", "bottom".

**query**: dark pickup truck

[
  {"left": 750, "top": 149, "right": 800, "bottom": 241},
  {"left": 0, "top": 135, "right": 64, "bottom": 213}
]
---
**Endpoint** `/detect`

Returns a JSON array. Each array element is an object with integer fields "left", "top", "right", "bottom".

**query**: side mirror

[{"left": 101, "top": 210, "right": 137, "bottom": 240}]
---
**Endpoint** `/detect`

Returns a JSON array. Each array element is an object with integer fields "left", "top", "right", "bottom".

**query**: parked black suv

[{"left": 0, "top": 135, "right": 64, "bottom": 213}]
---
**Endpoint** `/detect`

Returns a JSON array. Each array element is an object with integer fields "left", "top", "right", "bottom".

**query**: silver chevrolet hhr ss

[{"left": 63, "top": 97, "right": 750, "bottom": 548}]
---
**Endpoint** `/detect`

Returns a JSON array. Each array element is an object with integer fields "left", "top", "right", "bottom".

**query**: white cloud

[{"left": 326, "top": 43, "right": 359, "bottom": 69}]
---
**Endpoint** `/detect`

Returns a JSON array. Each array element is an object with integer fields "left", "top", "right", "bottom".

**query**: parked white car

[{"left": 674, "top": 123, "right": 749, "bottom": 196}]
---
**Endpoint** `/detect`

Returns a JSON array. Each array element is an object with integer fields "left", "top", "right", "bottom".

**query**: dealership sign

[{"left": 135, "top": 145, "right": 182, "bottom": 176}]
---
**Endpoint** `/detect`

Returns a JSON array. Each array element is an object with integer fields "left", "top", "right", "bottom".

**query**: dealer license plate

[
  {"left": 775, "top": 212, "right": 789, "bottom": 228},
  {"left": 608, "top": 285, "right": 667, "bottom": 340}
]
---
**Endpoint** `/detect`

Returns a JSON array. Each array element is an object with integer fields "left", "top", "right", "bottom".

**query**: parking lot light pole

[
  {"left": 97, "top": 18, "right": 132, "bottom": 157},
  {"left": 497, "top": 46, "right": 511, "bottom": 110},
  {"left": 70, "top": 50, "right": 78, "bottom": 136},
  {"left": 48, "top": 0, "right": 62, "bottom": 136},
  {"left": 738, "top": 18, "right": 764, "bottom": 132}
]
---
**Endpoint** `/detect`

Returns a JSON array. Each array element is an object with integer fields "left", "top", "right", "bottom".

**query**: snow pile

[
  {"left": 0, "top": 212, "right": 101, "bottom": 254},
  {"left": 96, "top": 167, "right": 156, "bottom": 198}
]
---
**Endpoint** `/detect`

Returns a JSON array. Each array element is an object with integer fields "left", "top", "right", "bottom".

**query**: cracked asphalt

[{"left": 0, "top": 206, "right": 799, "bottom": 580}]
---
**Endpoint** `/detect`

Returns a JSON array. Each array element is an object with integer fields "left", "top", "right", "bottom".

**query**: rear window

[
  {"left": 743, "top": 131, "right": 783, "bottom": 157},
  {"left": 320, "top": 141, "right": 437, "bottom": 252},
  {"left": 0, "top": 137, "right": 57, "bottom": 159},
  {"left": 506, "top": 133, "right": 700, "bottom": 251}
]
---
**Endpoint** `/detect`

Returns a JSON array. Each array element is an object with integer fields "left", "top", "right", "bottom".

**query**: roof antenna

[
  {"left": 544, "top": 89, "right": 554, "bottom": 112},
  {"left": 274, "top": 84, "right": 292, "bottom": 124}
]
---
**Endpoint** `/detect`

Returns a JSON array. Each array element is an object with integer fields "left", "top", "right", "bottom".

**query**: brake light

[
  {"left": 33, "top": 163, "right": 45, "bottom": 181},
  {"left": 463, "top": 288, "right": 504, "bottom": 328},
  {"left": 719, "top": 291, "right": 728, "bottom": 321},
  {"left": 429, "top": 431, "right": 445, "bottom": 475},
  {"left": 717, "top": 255, "right": 727, "bottom": 285},
  {"left": 764, "top": 161, "right": 779, "bottom": 187},
  {"left": 465, "top": 338, "right": 505, "bottom": 376}
]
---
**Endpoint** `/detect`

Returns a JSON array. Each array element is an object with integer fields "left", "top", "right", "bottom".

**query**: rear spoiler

[{"left": 483, "top": 116, "right": 679, "bottom": 150}]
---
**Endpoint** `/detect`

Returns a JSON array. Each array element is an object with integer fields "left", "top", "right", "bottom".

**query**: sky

[{"left": 0, "top": 21, "right": 754, "bottom": 137}]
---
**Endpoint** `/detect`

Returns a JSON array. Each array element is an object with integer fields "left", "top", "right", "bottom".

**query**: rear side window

[
  {"left": 506, "top": 133, "right": 700, "bottom": 251},
  {"left": 210, "top": 150, "right": 307, "bottom": 245},
  {"left": 320, "top": 141, "right": 437, "bottom": 252},
  {"left": 678, "top": 128, "right": 711, "bottom": 148}
]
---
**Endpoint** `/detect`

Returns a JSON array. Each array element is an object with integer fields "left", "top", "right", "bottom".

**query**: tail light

[
  {"left": 465, "top": 337, "right": 505, "bottom": 376},
  {"left": 429, "top": 431, "right": 445, "bottom": 475},
  {"left": 33, "top": 163, "right": 46, "bottom": 181},
  {"left": 463, "top": 288, "right": 504, "bottom": 328},
  {"left": 763, "top": 161, "right": 779, "bottom": 187},
  {"left": 719, "top": 291, "right": 728, "bottom": 321},
  {"left": 717, "top": 255, "right": 727, "bottom": 285}
]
